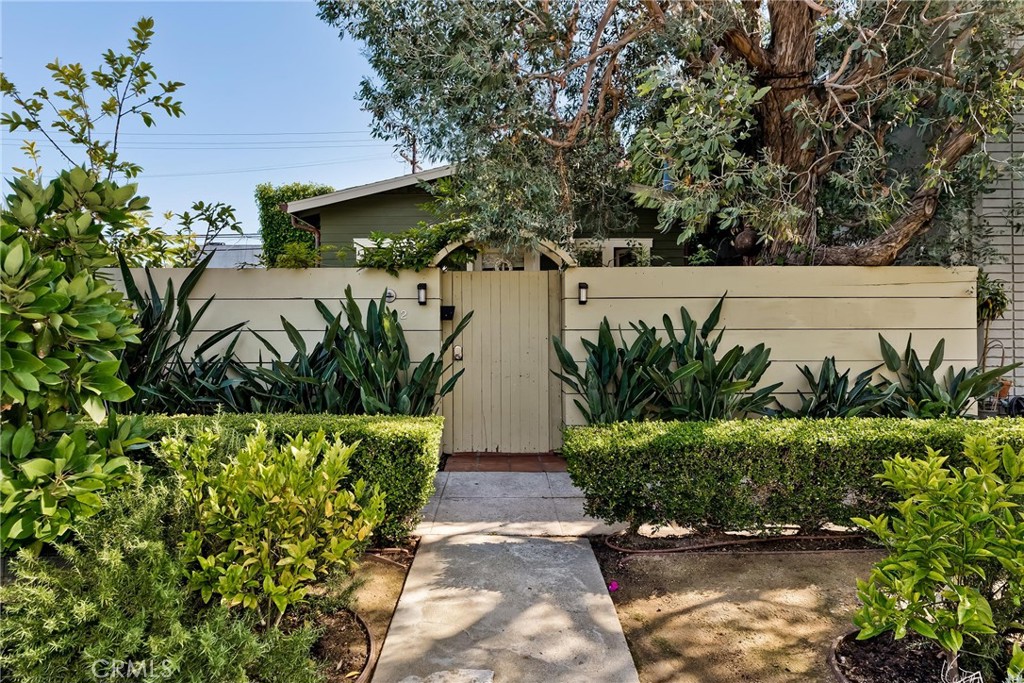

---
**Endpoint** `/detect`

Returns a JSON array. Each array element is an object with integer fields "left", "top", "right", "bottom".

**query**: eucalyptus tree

[{"left": 320, "top": 0, "right": 1024, "bottom": 265}]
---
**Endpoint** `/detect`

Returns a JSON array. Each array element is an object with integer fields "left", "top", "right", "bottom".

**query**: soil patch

[
  {"left": 832, "top": 632, "right": 947, "bottom": 683},
  {"left": 302, "top": 540, "right": 416, "bottom": 682},
  {"left": 313, "top": 610, "right": 370, "bottom": 682},
  {"left": 594, "top": 540, "right": 883, "bottom": 682}
]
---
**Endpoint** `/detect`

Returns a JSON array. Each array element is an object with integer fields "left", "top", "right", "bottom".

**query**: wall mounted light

[
  {"left": 417, "top": 282, "right": 428, "bottom": 306},
  {"left": 578, "top": 282, "right": 588, "bottom": 305}
]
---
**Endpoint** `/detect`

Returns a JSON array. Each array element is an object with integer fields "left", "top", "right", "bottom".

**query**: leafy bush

[
  {"left": 778, "top": 357, "right": 895, "bottom": 418},
  {"left": 552, "top": 294, "right": 779, "bottom": 424},
  {"left": 164, "top": 425, "right": 384, "bottom": 626},
  {"left": 562, "top": 418, "right": 1024, "bottom": 533},
  {"left": 255, "top": 182, "right": 334, "bottom": 268},
  {"left": 553, "top": 319, "right": 686, "bottom": 424},
  {"left": 356, "top": 220, "right": 477, "bottom": 275},
  {"left": 95, "top": 413, "right": 443, "bottom": 541},
  {"left": 649, "top": 295, "right": 781, "bottom": 420},
  {"left": 1, "top": 170, "right": 147, "bottom": 551},
  {"left": 854, "top": 437, "right": 1024, "bottom": 681},
  {"left": 251, "top": 286, "right": 472, "bottom": 416},
  {"left": 118, "top": 252, "right": 250, "bottom": 414},
  {"left": 0, "top": 474, "right": 322, "bottom": 683},
  {"left": 876, "top": 334, "right": 1019, "bottom": 417}
]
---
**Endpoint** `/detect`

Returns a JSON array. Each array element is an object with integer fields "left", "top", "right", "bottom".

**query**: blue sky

[{"left": 1, "top": 1, "right": 414, "bottom": 240}]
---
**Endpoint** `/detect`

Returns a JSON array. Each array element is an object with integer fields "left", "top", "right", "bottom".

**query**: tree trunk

[{"left": 761, "top": 0, "right": 821, "bottom": 260}]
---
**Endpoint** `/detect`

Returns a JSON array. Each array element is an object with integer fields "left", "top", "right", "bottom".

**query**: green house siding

[
  {"left": 309, "top": 188, "right": 435, "bottom": 267},
  {"left": 300, "top": 187, "right": 684, "bottom": 267},
  {"left": 631, "top": 207, "right": 687, "bottom": 266}
]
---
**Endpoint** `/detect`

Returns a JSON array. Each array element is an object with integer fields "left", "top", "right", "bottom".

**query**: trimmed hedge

[
  {"left": 117, "top": 413, "right": 443, "bottom": 541},
  {"left": 563, "top": 418, "right": 1024, "bottom": 533}
]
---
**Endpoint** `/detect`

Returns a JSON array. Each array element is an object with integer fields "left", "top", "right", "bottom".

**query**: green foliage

[
  {"left": 0, "top": 17, "right": 183, "bottom": 180},
  {"left": 95, "top": 413, "right": 443, "bottom": 542},
  {"left": 255, "top": 182, "right": 334, "bottom": 268},
  {"left": 552, "top": 295, "right": 779, "bottom": 425},
  {"left": 273, "top": 241, "right": 339, "bottom": 269},
  {"left": 650, "top": 295, "right": 781, "bottom": 420},
  {"left": 1, "top": 170, "right": 147, "bottom": 551},
  {"left": 335, "top": 285, "right": 471, "bottom": 415},
  {"left": 552, "top": 319, "right": 681, "bottom": 424},
  {"left": 321, "top": 1, "right": 1024, "bottom": 264},
  {"left": 562, "top": 417, "right": 1024, "bottom": 534},
  {"left": 356, "top": 219, "right": 477, "bottom": 275},
  {"left": 0, "top": 475, "right": 322, "bottom": 683},
  {"left": 163, "top": 425, "right": 384, "bottom": 626},
  {"left": 978, "top": 270, "right": 1012, "bottom": 325},
  {"left": 853, "top": 437, "right": 1024, "bottom": 679},
  {"left": 877, "top": 334, "right": 1020, "bottom": 418},
  {"left": 778, "top": 357, "right": 895, "bottom": 418},
  {"left": 118, "top": 252, "right": 250, "bottom": 414},
  {"left": 631, "top": 61, "right": 801, "bottom": 244},
  {"left": 0, "top": 18, "right": 241, "bottom": 269}
]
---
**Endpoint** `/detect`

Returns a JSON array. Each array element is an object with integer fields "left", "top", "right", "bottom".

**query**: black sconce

[
  {"left": 578, "top": 282, "right": 588, "bottom": 305},
  {"left": 417, "top": 282, "right": 428, "bottom": 305}
]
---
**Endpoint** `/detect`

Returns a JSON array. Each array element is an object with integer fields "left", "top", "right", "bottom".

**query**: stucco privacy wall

[
  {"left": 108, "top": 268, "right": 442, "bottom": 363},
  {"left": 561, "top": 266, "right": 979, "bottom": 426}
]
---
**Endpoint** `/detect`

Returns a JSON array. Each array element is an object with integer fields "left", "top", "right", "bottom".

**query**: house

[
  {"left": 283, "top": 165, "right": 1024, "bottom": 400},
  {"left": 282, "top": 165, "right": 692, "bottom": 269}
]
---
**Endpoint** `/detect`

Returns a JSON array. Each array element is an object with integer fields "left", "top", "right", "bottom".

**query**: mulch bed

[
  {"left": 313, "top": 610, "right": 371, "bottom": 683},
  {"left": 832, "top": 632, "right": 947, "bottom": 683},
  {"left": 605, "top": 530, "right": 879, "bottom": 554}
]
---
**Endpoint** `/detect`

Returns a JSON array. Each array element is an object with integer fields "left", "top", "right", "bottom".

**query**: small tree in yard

[{"left": 322, "top": 0, "right": 1024, "bottom": 265}]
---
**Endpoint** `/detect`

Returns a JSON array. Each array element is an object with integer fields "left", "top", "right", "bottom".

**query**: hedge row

[
  {"left": 562, "top": 418, "right": 1024, "bottom": 533},
  {"left": 116, "top": 413, "right": 443, "bottom": 541}
]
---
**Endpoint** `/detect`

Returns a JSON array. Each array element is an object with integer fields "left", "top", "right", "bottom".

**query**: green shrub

[
  {"left": 163, "top": 425, "right": 384, "bottom": 626},
  {"left": 649, "top": 295, "right": 780, "bottom": 420},
  {"left": 118, "top": 252, "right": 251, "bottom": 414},
  {"left": 854, "top": 437, "right": 1024, "bottom": 681},
  {"left": 563, "top": 417, "right": 1024, "bottom": 533},
  {"left": 552, "top": 319, "right": 680, "bottom": 424},
  {"left": 1, "top": 170, "right": 146, "bottom": 551},
  {"left": 103, "top": 413, "right": 443, "bottom": 541},
  {"left": 551, "top": 294, "right": 780, "bottom": 425},
  {"left": 0, "top": 474, "right": 322, "bottom": 683},
  {"left": 876, "top": 334, "right": 1019, "bottom": 418},
  {"left": 255, "top": 182, "right": 334, "bottom": 268},
  {"left": 777, "top": 357, "right": 895, "bottom": 418}
]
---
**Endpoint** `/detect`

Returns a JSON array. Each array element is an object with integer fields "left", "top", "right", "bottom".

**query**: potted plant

[{"left": 977, "top": 270, "right": 1013, "bottom": 399}]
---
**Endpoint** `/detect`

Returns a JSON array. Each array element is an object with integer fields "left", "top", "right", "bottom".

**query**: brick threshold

[{"left": 444, "top": 453, "right": 567, "bottom": 472}]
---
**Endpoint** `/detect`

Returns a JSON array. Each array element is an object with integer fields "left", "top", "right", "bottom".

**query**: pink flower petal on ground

[{"left": 608, "top": 581, "right": 619, "bottom": 592}]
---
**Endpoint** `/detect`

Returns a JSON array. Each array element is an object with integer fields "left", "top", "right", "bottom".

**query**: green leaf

[
  {"left": 20, "top": 458, "right": 55, "bottom": 480},
  {"left": 11, "top": 424, "right": 36, "bottom": 459}
]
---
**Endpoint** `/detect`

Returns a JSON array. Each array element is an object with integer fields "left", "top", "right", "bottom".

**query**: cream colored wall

[
  {"left": 560, "top": 266, "right": 979, "bottom": 426},
  {"left": 110, "top": 268, "right": 442, "bottom": 364}
]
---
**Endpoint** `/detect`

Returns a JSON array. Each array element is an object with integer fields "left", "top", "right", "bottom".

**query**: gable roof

[{"left": 284, "top": 165, "right": 454, "bottom": 214}]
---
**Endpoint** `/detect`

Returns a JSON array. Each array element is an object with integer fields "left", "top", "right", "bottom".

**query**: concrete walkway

[{"left": 371, "top": 472, "right": 639, "bottom": 683}]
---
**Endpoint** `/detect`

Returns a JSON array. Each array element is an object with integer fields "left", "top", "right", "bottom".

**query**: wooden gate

[{"left": 440, "top": 271, "right": 562, "bottom": 453}]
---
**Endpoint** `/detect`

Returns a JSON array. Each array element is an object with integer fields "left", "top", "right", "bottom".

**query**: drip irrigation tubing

[{"left": 604, "top": 532, "right": 872, "bottom": 556}]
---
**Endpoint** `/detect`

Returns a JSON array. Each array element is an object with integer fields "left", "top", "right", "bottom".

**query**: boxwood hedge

[
  {"left": 562, "top": 418, "right": 1024, "bottom": 533},
  {"left": 111, "top": 413, "right": 443, "bottom": 541}
]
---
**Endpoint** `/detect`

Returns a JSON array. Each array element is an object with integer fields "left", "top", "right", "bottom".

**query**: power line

[
  {"left": 142, "top": 154, "right": 394, "bottom": 178},
  {"left": 3, "top": 129, "right": 376, "bottom": 137}
]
